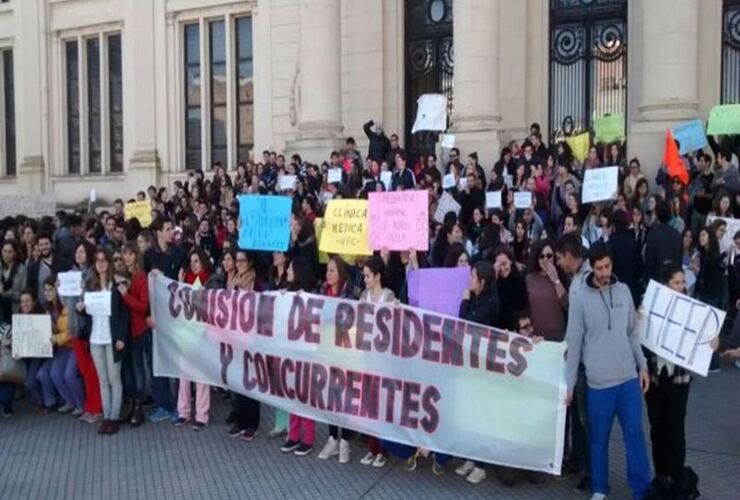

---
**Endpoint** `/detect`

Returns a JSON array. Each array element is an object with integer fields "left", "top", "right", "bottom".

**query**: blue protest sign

[
  {"left": 238, "top": 195, "right": 292, "bottom": 251},
  {"left": 672, "top": 118, "right": 707, "bottom": 155}
]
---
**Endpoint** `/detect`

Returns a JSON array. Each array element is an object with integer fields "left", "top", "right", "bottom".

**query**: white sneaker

[
  {"left": 466, "top": 467, "right": 486, "bottom": 484},
  {"left": 318, "top": 437, "right": 339, "bottom": 460},
  {"left": 590, "top": 494, "right": 607, "bottom": 500},
  {"left": 360, "top": 451, "right": 375, "bottom": 465},
  {"left": 455, "top": 460, "right": 475, "bottom": 476},
  {"left": 372, "top": 453, "right": 387, "bottom": 468},
  {"left": 338, "top": 439, "right": 350, "bottom": 464}
]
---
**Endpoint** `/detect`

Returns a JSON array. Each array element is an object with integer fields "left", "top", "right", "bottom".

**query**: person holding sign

[
  {"left": 36, "top": 277, "right": 83, "bottom": 416},
  {"left": 317, "top": 257, "right": 356, "bottom": 464},
  {"left": 280, "top": 257, "right": 319, "bottom": 457},
  {"left": 565, "top": 243, "right": 651, "bottom": 500},
  {"left": 14, "top": 291, "right": 47, "bottom": 412},
  {"left": 175, "top": 248, "right": 214, "bottom": 431},
  {"left": 78, "top": 249, "right": 130, "bottom": 435},
  {"left": 641, "top": 265, "right": 716, "bottom": 500}
]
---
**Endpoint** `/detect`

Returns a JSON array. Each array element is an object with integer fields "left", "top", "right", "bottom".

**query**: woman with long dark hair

[
  {"left": 525, "top": 239, "right": 569, "bottom": 341},
  {"left": 118, "top": 241, "right": 149, "bottom": 426},
  {"left": 174, "top": 247, "right": 213, "bottom": 431},
  {"left": 37, "top": 276, "right": 83, "bottom": 416},
  {"left": 0, "top": 239, "right": 26, "bottom": 325},
  {"left": 643, "top": 265, "right": 718, "bottom": 499},
  {"left": 492, "top": 247, "right": 529, "bottom": 330},
  {"left": 78, "top": 248, "right": 130, "bottom": 435},
  {"left": 695, "top": 228, "right": 723, "bottom": 307},
  {"left": 280, "top": 257, "right": 318, "bottom": 457},
  {"left": 317, "top": 257, "right": 356, "bottom": 464}
]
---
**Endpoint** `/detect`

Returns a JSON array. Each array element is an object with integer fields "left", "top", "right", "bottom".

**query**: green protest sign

[
  {"left": 707, "top": 104, "right": 740, "bottom": 135},
  {"left": 593, "top": 114, "right": 625, "bottom": 143}
]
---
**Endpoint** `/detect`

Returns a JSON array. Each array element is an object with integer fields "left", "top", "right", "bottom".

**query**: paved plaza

[{"left": 0, "top": 367, "right": 738, "bottom": 500}]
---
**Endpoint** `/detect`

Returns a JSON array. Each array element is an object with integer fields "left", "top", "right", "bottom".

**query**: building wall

[{"left": 0, "top": 0, "right": 727, "bottom": 205}]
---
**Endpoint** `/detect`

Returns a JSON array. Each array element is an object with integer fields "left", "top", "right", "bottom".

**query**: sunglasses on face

[
  {"left": 539, "top": 253, "right": 554, "bottom": 260},
  {"left": 519, "top": 322, "right": 533, "bottom": 330}
]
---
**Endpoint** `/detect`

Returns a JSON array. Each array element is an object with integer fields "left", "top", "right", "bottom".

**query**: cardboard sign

[
  {"left": 637, "top": 280, "right": 723, "bottom": 376},
  {"left": 672, "top": 118, "right": 707, "bottom": 154},
  {"left": 319, "top": 199, "right": 372, "bottom": 256},
  {"left": 411, "top": 93, "right": 448, "bottom": 133},
  {"left": 514, "top": 191, "right": 532, "bottom": 209},
  {"left": 327, "top": 168, "right": 342, "bottom": 184},
  {"left": 407, "top": 266, "right": 470, "bottom": 318},
  {"left": 11, "top": 314, "right": 53, "bottom": 359},
  {"left": 84, "top": 291, "right": 112, "bottom": 316},
  {"left": 278, "top": 175, "right": 297, "bottom": 192},
  {"left": 368, "top": 191, "right": 429, "bottom": 251},
  {"left": 593, "top": 114, "right": 625, "bottom": 143},
  {"left": 486, "top": 191, "right": 502, "bottom": 209},
  {"left": 440, "top": 134, "right": 455, "bottom": 149},
  {"left": 57, "top": 271, "right": 83, "bottom": 297},
  {"left": 433, "top": 191, "right": 461, "bottom": 223},
  {"left": 565, "top": 132, "right": 590, "bottom": 162},
  {"left": 238, "top": 195, "right": 292, "bottom": 252},
  {"left": 582, "top": 166, "right": 619, "bottom": 204},
  {"left": 707, "top": 104, "right": 740, "bottom": 135},
  {"left": 442, "top": 173, "right": 456, "bottom": 190},
  {"left": 124, "top": 201, "right": 152, "bottom": 228},
  {"left": 380, "top": 171, "right": 393, "bottom": 189}
]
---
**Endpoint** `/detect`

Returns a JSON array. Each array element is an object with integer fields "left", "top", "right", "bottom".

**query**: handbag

[
  {"left": 0, "top": 322, "right": 25, "bottom": 384},
  {"left": 0, "top": 346, "right": 25, "bottom": 384}
]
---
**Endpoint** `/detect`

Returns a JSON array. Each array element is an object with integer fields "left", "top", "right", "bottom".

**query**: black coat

[
  {"left": 496, "top": 273, "right": 528, "bottom": 330},
  {"left": 363, "top": 120, "right": 391, "bottom": 164},
  {"left": 459, "top": 287, "right": 500, "bottom": 328},
  {"left": 644, "top": 223, "right": 682, "bottom": 283},
  {"left": 608, "top": 229, "right": 643, "bottom": 304},
  {"left": 78, "top": 288, "right": 131, "bottom": 363}
]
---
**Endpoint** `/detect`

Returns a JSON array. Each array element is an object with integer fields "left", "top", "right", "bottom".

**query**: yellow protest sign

[
  {"left": 124, "top": 201, "right": 152, "bottom": 228},
  {"left": 565, "top": 132, "right": 591, "bottom": 162},
  {"left": 593, "top": 114, "right": 625, "bottom": 143},
  {"left": 318, "top": 200, "right": 372, "bottom": 256},
  {"left": 314, "top": 218, "right": 356, "bottom": 264}
]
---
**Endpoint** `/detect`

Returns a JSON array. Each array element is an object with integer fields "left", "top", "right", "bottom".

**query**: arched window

[
  {"left": 722, "top": 0, "right": 740, "bottom": 104},
  {"left": 549, "top": 0, "right": 627, "bottom": 139}
]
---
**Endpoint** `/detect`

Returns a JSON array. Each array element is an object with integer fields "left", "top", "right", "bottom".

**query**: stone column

[
  {"left": 287, "top": 0, "right": 343, "bottom": 161},
  {"left": 630, "top": 0, "right": 700, "bottom": 185},
  {"left": 126, "top": 0, "right": 159, "bottom": 187},
  {"left": 14, "top": 0, "right": 47, "bottom": 193},
  {"left": 448, "top": 0, "right": 501, "bottom": 165},
  {"left": 639, "top": 0, "right": 699, "bottom": 120}
]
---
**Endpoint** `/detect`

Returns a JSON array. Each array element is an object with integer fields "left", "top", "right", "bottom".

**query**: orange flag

[{"left": 664, "top": 129, "right": 689, "bottom": 185}]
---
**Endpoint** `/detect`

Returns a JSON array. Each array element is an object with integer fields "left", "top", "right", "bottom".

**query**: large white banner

[
  {"left": 0, "top": 195, "right": 56, "bottom": 218},
  {"left": 637, "top": 280, "right": 723, "bottom": 376},
  {"left": 151, "top": 274, "right": 567, "bottom": 474}
]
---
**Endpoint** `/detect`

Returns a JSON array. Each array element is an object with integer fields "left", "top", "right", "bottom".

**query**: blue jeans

[
  {"left": 146, "top": 332, "right": 173, "bottom": 411},
  {"left": 0, "top": 382, "right": 15, "bottom": 412},
  {"left": 123, "top": 333, "right": 148, "bottom": 401},
  {"left": 587, "top": 378, "right": 650, "bottom": 500}
]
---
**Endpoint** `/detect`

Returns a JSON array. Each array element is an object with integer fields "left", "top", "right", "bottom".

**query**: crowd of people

[{"left": 1, "top": 118, "right": 740, "bottom": 500}]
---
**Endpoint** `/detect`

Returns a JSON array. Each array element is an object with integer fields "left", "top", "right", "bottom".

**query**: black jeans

[
  {"left": 645, "top": 371, "right": 690, "bottom": 479},
  {"left": 328, "top": 426, "right": 355, "bottom": 441},
  {"left": 233, "top": 394, "right": 260, "bottom": 431},
  {"left": 122, "top": 333, "right": 148, "bottom": 401}
]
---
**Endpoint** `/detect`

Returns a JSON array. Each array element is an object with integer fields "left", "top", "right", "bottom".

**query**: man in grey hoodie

[{"left": 565, "top": 242, "right": 651, "bottom": 500}]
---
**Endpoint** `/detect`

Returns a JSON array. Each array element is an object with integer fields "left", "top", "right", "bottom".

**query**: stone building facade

[{"left": 0, "top": 0, "right": 737, "bottom": 205}]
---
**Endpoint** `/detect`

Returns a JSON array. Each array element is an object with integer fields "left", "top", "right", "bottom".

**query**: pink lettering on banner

[{"left": 368, "top": 191, "right": 429, "bottom": 251}]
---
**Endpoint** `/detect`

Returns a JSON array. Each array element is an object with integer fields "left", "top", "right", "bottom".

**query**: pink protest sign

[{"left": 368, "top": 191, "right": 429, "bottom": 251}]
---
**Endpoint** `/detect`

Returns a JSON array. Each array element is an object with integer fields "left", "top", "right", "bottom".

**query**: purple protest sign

[
  {"left": 368, "top": 191, "right": 429, "bottom": 251},
  {"left": 407, "top": 266, "right": 470, "bottom": 317}
]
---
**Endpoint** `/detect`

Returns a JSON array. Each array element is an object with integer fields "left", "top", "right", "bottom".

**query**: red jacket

[{"left": 122, "top": 271, "right": 149, "bottom": 338}]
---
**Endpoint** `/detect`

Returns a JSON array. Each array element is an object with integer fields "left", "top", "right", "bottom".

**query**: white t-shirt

[{"left": 89, "top": 284, "right": 113, "bottom": 345}]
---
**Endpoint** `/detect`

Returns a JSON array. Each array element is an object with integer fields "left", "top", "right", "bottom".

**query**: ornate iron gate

[
  {"left": 405, "top": 0, "right": 453, "bottom": 166},
  {"left": 549, "top": 0, "right": 627, "bottom": 140},
  {"left": 722, "top": 0, "right": 740, "bottom": 104}
]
